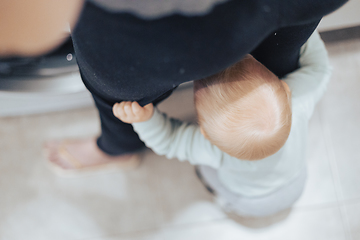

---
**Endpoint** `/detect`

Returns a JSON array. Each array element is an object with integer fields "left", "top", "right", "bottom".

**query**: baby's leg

[{"left": 196, "top": 165, "right": 307, "bottom": 217}]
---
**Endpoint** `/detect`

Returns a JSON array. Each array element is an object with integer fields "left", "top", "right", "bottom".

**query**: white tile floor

[{"left": 0, "top": 37, "right": 360, "bottom": 240}]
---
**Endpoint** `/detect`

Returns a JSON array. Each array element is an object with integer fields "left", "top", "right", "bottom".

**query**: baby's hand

[{"left": 113, "top": 101, "right": 154, "bottom": 123}]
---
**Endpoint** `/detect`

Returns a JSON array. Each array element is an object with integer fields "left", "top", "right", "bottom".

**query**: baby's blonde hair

[{"left": 194, "top": 55, "right": 292, "bottom": 160}]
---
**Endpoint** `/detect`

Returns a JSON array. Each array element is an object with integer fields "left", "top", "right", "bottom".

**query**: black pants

[{"left": 71, "top": 0, "right": 346, "bottom": 155}]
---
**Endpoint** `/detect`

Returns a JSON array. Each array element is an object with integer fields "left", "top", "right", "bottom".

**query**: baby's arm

[
  {"left": 112, "top": 101, "right": 223, "bottom": 168},
  {"left": 282, "top": 31, "right": 332, "bottom": 118}
]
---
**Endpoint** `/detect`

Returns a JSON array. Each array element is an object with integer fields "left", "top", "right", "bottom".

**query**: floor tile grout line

[
  {"left": 74, "top": 224, "right": 165, "bottom": 240},
  {"left": 339, "top": 206, "right": 353, "bottom": 240},
  {"left": 162, "top": 215, "right": 229, "bottom": 229},
  {"left": 323, "top": 129, "right": 352, "bottom": 240},
  {"left": 318, "top": 104, "right": 352, "bottom": 240},
  {"left": 155, "top": 216, "right": 229, "bottom": 233},
  {"left": 147, "top": 157, "right": 168, "bottom": 232},
  {"left": 76, "top": 217, "right": 230, "bottom": 240},
  {"left": 339, "top": 197, "right": 360, "bottom": 206},
  {"left": 293, "top": 196, "right": 360, "bottom": 212},
  {"left": 137, "top": 157, "right": 170, "bottom": 240},
  {"left": 312, "top": 107, "right": 343, "bottom": 202},
  {"left": 293, "top": 201, "right": 343, "bottom": 212}
]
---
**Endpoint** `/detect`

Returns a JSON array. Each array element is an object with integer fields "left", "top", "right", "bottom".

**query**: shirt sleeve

[
  {"left": 132, "top": 109, "right": 224, "bottom": 168},
  {"left": 282, "top": 31, "right": 332, "bottom": 119}
]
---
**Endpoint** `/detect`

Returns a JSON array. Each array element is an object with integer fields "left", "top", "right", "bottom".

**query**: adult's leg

[
  {"left": 70, "top": 0, "right": 281, "bottom": 156},
  {"left": 252, "top": 0, "right": 347, "bottom": 76},
  {"left": 84, "top": 77, "right": 175, "bottom": 155},
  {"left": 251, "top": 21, "right": 321, "bottom": 78},
  {"left": 73, "top": 0, "right": 347, "bottom": 156},
  {"left": 45, "top": 0, "right": 345, "bottom": 171}
]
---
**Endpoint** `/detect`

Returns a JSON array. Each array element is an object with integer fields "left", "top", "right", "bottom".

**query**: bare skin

[
  {"left": 43, "top": 102, "right": 151, "bottom": 171},
  {"left": 45, "top": 81, "right": 289, "bottom": 170},
  {"left": 0, "top": 0, "right": 84, "bottom": 57},
  {"left": 113, "top": 102, "right": 154, "bottom": 123},
  {"left": 1, "top": 1, "right": 293, "bottom": 172},
  {"left": 1, "top": 0, "right": 139, "bottom": 170},
  {"left": 44, "top": 138, "right": 136, "bottom": 170}
]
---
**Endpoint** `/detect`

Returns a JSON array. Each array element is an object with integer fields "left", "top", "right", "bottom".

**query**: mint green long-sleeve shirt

[{"left": 133, "top": 31, "right": 331, "bottom": 197}]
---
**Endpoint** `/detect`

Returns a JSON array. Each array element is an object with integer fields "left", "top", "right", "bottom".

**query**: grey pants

[{"left": 197, "top": 165, "right": 307, "bottom": 217}]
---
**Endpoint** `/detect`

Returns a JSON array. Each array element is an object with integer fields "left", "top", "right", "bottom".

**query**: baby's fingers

[
  {"left": 113, "top": 102, "right": 126, "bottom": 119},
  {"left": 113, "top": 101, "right": 151, "bottom": 123},
  {"left": 131, "top": 101, "right": 143, "bottom": 114},
  {"left": 124, "top": 102, "right": 135, "bottom": 118},
  {"left": 143, "top": 103, "right": 154, "bottom": 112}
]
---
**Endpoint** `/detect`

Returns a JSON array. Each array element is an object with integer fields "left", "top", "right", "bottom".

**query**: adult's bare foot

[{"left": 43, "top": 138, "right": 141, "bottom": 176}]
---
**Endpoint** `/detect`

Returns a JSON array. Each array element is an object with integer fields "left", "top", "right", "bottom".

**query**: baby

[{"left": 113, "top": 31, "right": 331, "bottom": 217}]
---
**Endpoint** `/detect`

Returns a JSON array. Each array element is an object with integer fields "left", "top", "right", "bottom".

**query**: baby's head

[{"left": 194, "top": 55, "right": 292, "bottom": 160}]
